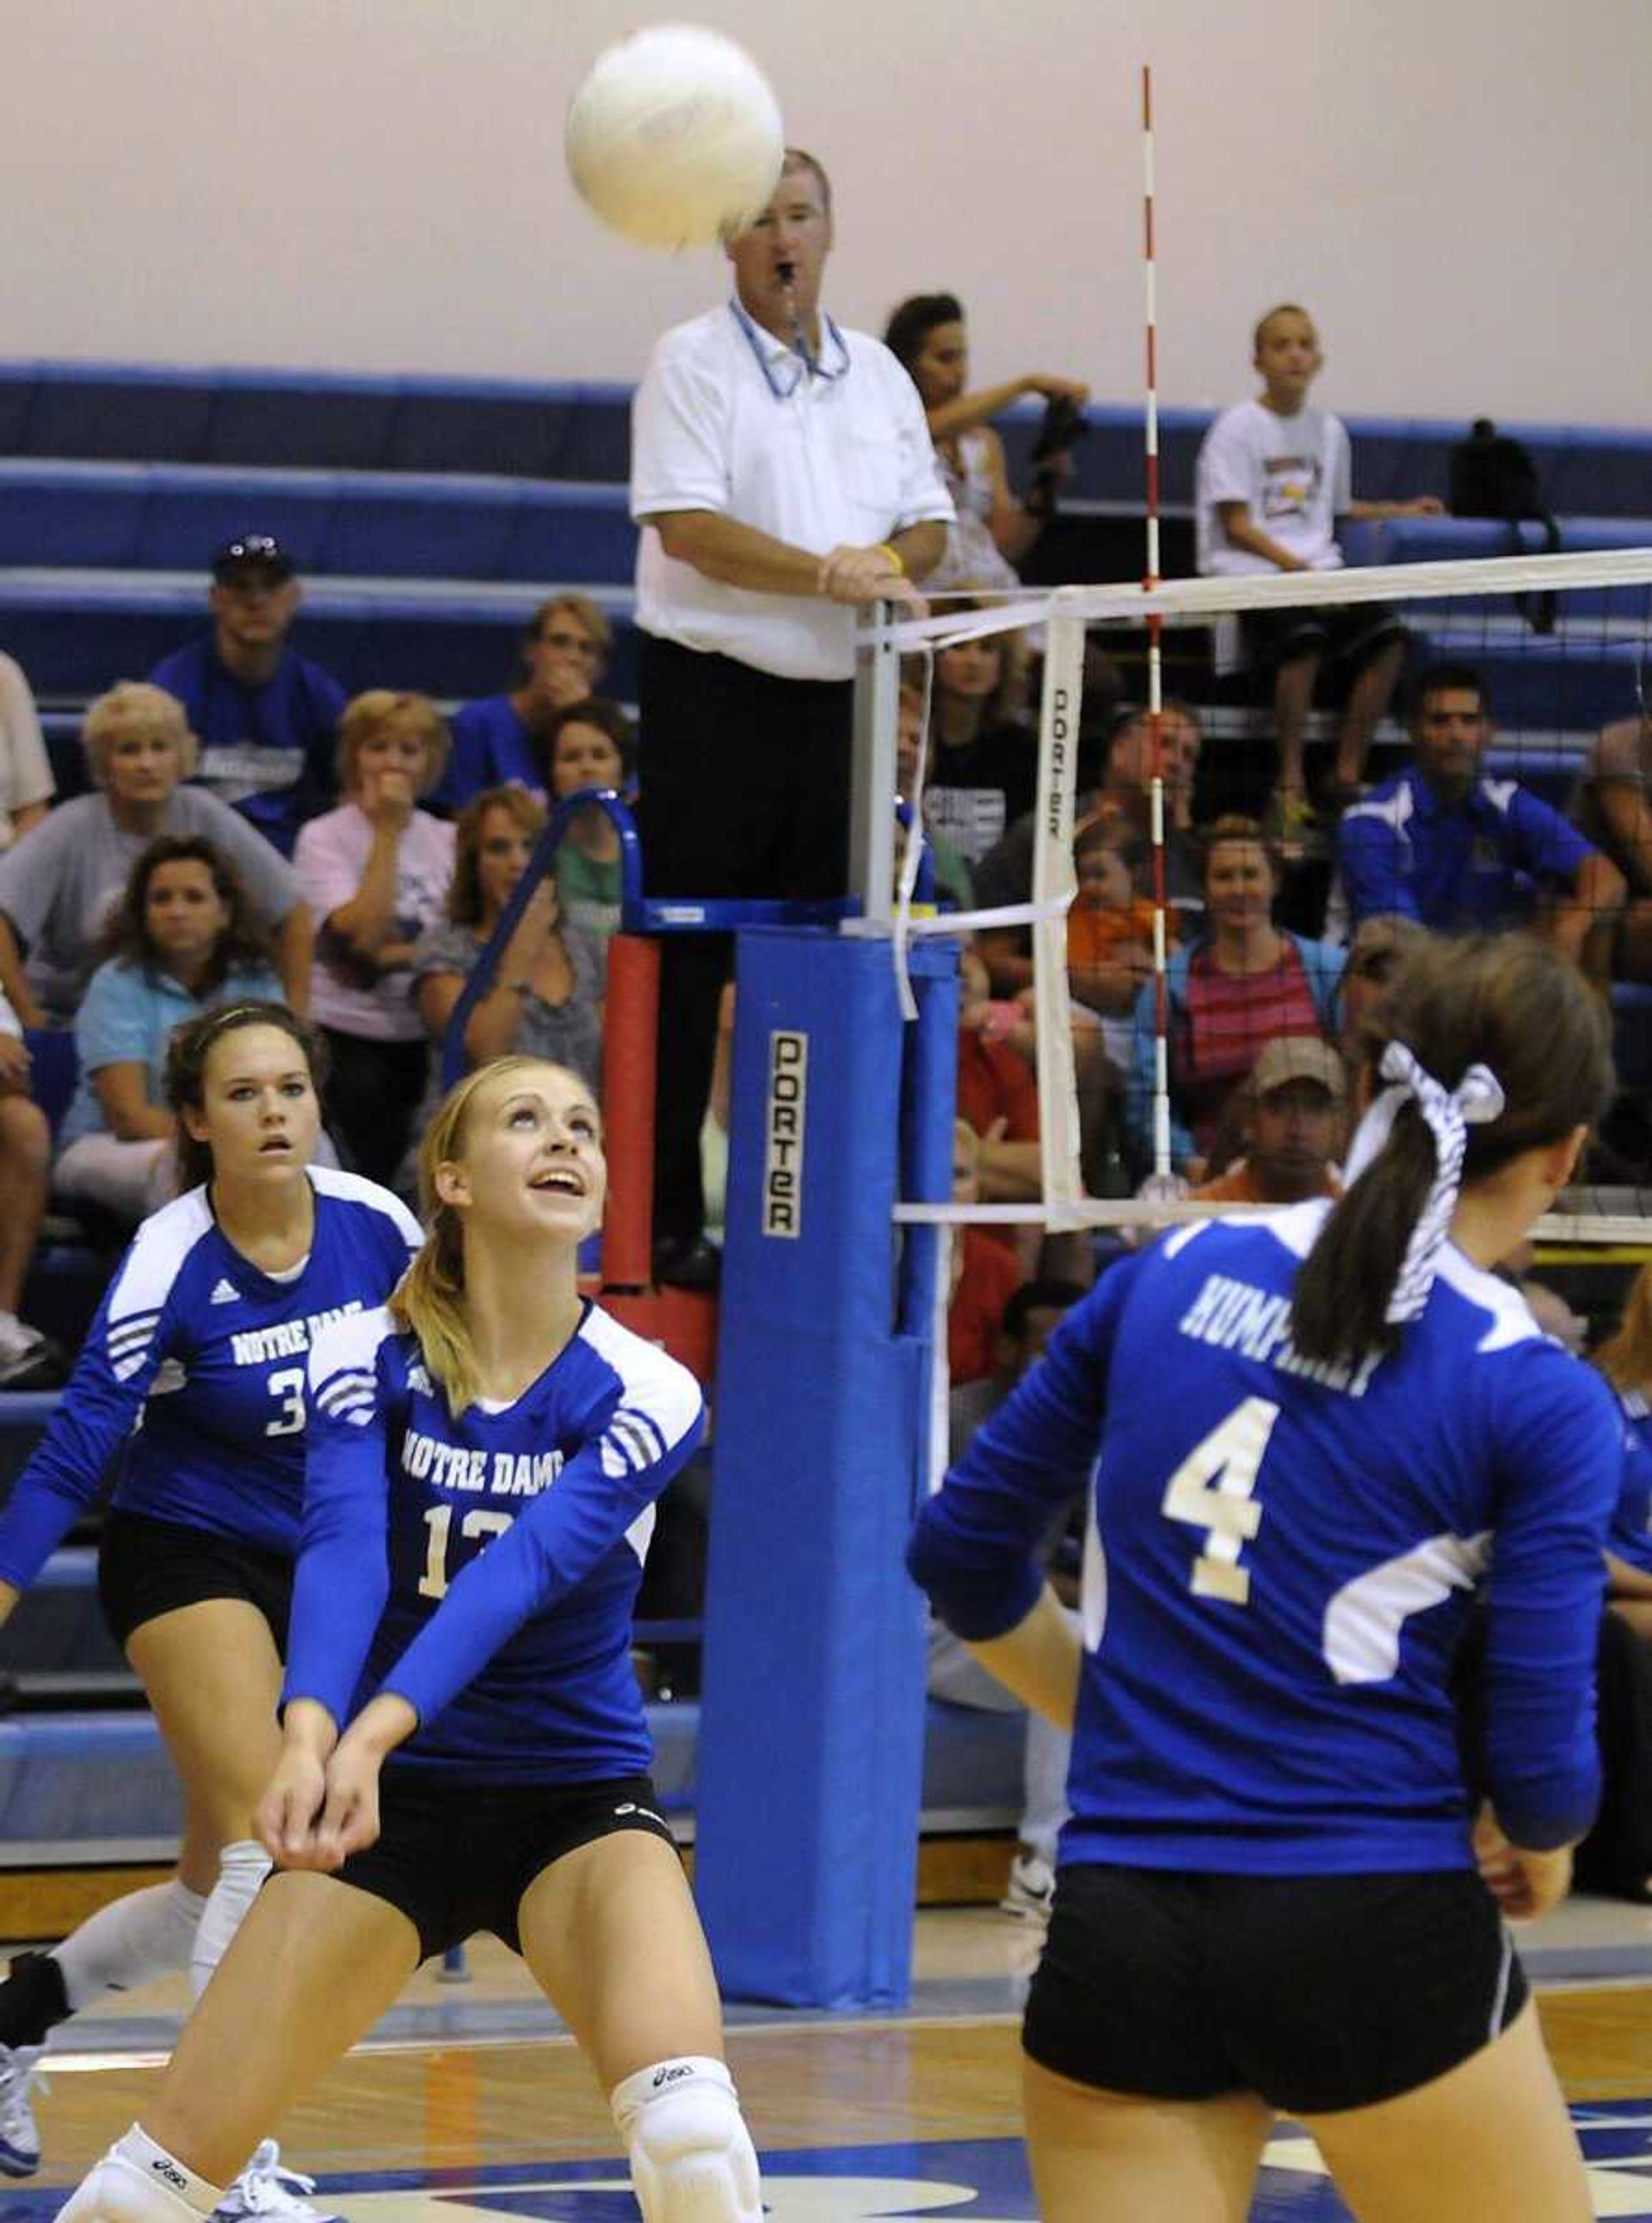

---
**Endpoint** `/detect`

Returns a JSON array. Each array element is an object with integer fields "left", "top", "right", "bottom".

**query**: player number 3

[{"left": 264, "top": 1368, "right": 306, "bottom": 1439}]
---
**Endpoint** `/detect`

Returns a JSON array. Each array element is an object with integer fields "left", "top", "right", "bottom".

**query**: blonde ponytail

[{"left": 390, "top": 1055, "right": 558, "bottom": 1417}]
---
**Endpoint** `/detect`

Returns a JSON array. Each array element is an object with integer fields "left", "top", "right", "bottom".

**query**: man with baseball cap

[
  {"left": 148, "top": 534, "right": 347, "bottom": 856},
  {"left": 1194, "top": 1034, "right": 1347, "bottom": 1206}
]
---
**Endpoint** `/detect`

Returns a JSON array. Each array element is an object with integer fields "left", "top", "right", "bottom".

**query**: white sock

[
  {"left": 52, "top": 1880, "right": 208, "bottom": 2013},
  {"left": 188, "top": 1843, "right": 271, "bottom": 2002},
  {"left": 111, "top": 2124, "right": 225, "bottom": 2216}
]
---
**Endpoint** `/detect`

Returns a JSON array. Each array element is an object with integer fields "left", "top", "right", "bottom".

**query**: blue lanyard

[{"left": 729, "top": 299, "right": 849, "bottom": 398}]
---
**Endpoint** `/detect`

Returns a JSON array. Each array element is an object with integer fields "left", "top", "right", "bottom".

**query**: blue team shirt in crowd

[
  {"left": 1337, "top": 769, "right": 1595, "bottom": 930},
  {"left": 427, "top": 697, "right": 545, "bottom": 815},
  {"left": 287, "top": 1300, "right": 704, "bottom": 1781},
  {"left": 150, "top": 638, "right": 348, "bottom": 856},
  {"left": 0, "top": 1171, "right": 422, "bottom": 1588},
  {"left": 909, "top": 1201, "right": 1623, "bottom": 1874}
]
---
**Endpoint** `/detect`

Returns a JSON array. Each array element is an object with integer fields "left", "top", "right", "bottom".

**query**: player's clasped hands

[
  {"left": 257, "top": 1732, "right": 384, "bottom": 1871},
  {"left": 257, "top": 1695, "right": 416, "bottom": 1869}
]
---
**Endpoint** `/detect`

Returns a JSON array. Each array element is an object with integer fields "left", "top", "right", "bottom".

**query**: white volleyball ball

[{"left": 565, "top": 24, "right": 786, "bottom": 252}]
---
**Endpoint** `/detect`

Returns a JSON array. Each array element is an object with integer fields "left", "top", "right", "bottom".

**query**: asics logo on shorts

[{"left": 613, "top": 1800, "right": 665, "bottom": 1826}]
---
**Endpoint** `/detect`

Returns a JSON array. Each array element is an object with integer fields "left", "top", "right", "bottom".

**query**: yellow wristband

[{"left": 875, "top": 541, "right": 906, "bottom": 578}]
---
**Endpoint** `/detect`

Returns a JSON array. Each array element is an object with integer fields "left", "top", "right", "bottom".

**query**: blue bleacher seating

[
  {"left": 0, "top": 462, "right": 639, "bottom": 586},
  {"left": 0, "top": 577, "right": 638, "bottom": 704},
  {"left": 23, "top": 1028, "right": 77, "bottom": 1144},
  {"left": 40, "top": 712, "right": 89, "bottom": 801},
  {"left": 0, "top": 1690, "right": 1023, "bottom": 1856},
  {"left": 0, "top": 363, "right": 634, "bottom": 484}
]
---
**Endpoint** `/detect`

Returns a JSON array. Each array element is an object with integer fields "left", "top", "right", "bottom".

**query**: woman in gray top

[{"left": 0, "top": 684, "right": 311, "bottom": 1025}]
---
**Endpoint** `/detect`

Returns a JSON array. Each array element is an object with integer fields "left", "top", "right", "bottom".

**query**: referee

[{"left": 630, "top": 148, "right": 952, "bottom": 1287}]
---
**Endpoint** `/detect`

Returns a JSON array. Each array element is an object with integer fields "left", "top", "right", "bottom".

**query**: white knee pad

[
  {"left": 188, "top": 1842, "right": 271, "bottom": 2002},
  {"left": 57, "top": 2125, "right": 224, "bottom": 2223},
  {"left": 610, "top": 2058, "right": 761, "bottom": 2223}
]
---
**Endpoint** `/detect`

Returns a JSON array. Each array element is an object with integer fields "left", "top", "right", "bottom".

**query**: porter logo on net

[
  {"left": 1044, "top": 682, "right": 1073, "bottom": 845},
  {"left": 762, "top": 1030, "right": 807, "bottom": 1238}
]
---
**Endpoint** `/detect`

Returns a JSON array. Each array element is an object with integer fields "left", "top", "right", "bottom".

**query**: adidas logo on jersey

[
  {"left": 408, "top": 1362, "right": 433, "bottom": 1392},
  {"left": 210, "top": 1278, "right": 241, "bottom": 1306}
]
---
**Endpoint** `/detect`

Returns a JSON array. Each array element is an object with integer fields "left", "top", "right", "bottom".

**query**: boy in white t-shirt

[{"left": 1195, "top": 304, "right": 1442, "bottom": 834}]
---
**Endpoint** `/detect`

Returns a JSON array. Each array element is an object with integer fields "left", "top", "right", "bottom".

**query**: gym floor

[{"left": 9, "top": 1893, "right": 1652, "bottom": 2220}]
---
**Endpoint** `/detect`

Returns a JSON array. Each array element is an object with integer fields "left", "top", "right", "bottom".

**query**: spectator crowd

[
  {"left": 0, "top": 153, "right": 1647, "bottom": 1930},
  {"left": 0, "top": 225, "right": 1644, "bottom": 1399}
]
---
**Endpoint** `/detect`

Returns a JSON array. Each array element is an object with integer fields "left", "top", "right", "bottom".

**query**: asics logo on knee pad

[
  {"left": 651, "top": 2064, "right": 693, "bottom": 2090},
  {"left": 150, "top": 2162, "right": 188, "bottom": 2190}
]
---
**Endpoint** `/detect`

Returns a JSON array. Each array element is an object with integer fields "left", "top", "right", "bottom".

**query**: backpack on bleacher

[{"left": 1448, "top": 417, "right": 1561, "bottom": 633}]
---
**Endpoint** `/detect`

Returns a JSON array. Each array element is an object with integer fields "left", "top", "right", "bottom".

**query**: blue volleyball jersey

[
  {"left": 1611, "top": 1389, "right": 1652, "bottom": 1577},
  {"left": 0, "top": 1171, "right": 422, "bottom": 1589},
  {"left": 287, "top": 1301, "right": 705, "bottom": 1781},
  {"left": 909, "top": 1201, "right": 1623, "bottom": 1874}
]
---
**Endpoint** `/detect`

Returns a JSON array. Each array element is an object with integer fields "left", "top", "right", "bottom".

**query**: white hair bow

[{"left": 1343, "top": 1040, "right": 1506, "bottom": 1324}]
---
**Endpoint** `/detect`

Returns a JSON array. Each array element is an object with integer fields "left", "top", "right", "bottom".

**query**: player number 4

[{"left": 1160, "top": 1396, "right": 1279, "bottom": 1606}]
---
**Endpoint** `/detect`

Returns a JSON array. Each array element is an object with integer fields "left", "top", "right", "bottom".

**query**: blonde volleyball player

[{"left": 58, "top": 1059, "right": 761, "bottom": 2223}]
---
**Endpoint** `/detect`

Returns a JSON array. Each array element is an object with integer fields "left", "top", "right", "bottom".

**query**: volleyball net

[
  {"left": 878, "top": 541, "right": 1652, "bottom": 1245},
  {"left": 689, "top": 542, "right": 1652, "bottom": 2010}
]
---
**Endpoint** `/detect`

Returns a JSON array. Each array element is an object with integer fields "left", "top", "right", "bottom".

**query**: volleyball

[{"left": 564, "top": 25, "right": 786, "bottom": 253}]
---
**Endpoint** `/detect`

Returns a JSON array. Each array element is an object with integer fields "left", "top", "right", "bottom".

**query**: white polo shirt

[{"left": 631, "top": 300, "right": 953, "bottom": 682}]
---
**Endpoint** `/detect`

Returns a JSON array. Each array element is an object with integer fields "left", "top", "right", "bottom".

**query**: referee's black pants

[{"left": 636, "top": 633, "right": 853, "bottom": 1247}]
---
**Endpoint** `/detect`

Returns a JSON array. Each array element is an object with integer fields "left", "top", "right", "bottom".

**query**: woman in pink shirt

[{"left": 293, "top": 693, "right": 455, "bottom": 1186}]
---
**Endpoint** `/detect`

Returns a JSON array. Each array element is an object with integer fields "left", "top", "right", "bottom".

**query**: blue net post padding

[{"left": 694, "top": 926, "right": 959, "bottom": 2008}]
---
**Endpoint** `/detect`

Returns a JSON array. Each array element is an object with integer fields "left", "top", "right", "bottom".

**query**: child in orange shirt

[{"left": 1066, "top": 811, "right": 1172, "bottom": 1022}]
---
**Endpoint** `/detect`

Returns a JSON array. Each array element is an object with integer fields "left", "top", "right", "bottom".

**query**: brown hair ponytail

[
  {"left": 1597, "top": 1263, "right": 1652, "bottom": 1397},
  {"left": 1291, "top": 936, "right": 1612, "bottom": 1368}
]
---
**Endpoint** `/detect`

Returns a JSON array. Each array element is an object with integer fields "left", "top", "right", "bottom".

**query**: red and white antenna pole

[{"left": 1143, "top": 63, "right": 1172, "bottom": 1179}]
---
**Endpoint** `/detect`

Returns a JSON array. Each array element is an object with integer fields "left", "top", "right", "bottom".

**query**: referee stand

[{"left": 440, "top": 620, "right": 959, "bottom": 2007}]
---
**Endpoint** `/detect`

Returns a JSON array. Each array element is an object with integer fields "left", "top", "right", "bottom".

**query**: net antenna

[{"left": 1142, "top": 63, "right": 1174, "bottom": 1182}]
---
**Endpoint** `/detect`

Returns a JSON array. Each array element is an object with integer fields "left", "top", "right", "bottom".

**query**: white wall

[{"left": 4, "top": 0, "right": 1649, "bottom": 426}]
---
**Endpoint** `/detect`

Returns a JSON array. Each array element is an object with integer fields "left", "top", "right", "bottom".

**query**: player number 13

[
  {"left": 418, "top": 1504, "right": 515, "bottom": 1599},
  {"left": 1160, "top": 1396, "right": 1279, "bottom": 1606}
]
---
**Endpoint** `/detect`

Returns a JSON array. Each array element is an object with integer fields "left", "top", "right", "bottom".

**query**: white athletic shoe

[
  {"left": 1000, "top": 1850, "right": 1056, "bottom": 1924},
  {"left": 0, "top": 2044, "right": 44, "bottom": 2177},
  {"left": 215, "top": 2144, "right": 342, "bottom": 2223}
]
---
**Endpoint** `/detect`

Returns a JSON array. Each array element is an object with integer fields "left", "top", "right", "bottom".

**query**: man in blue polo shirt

[
  {"left": 1337, "top": 662, "right": 1622, "bottom": 975},
  {"left": 149, "top": 534, "right": 347, "bottom": 857}
]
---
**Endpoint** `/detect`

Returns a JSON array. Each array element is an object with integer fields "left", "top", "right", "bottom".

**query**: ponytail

[
  {"left": 1291, "top": 1106, "right": 1453, "bottom": 1366},
  {"left": 1596, "top": 1262, "right": 1652, "bottom": 1397},
  {"left": 389, "top": 1204, "right": 481, "bottom": 1417},
  {"left": 390, "top": 1054, "right": 560, "bottom": 1418},
  {"left": 1291, "top": 935, "right": 1612, "bottom": 1368}
]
